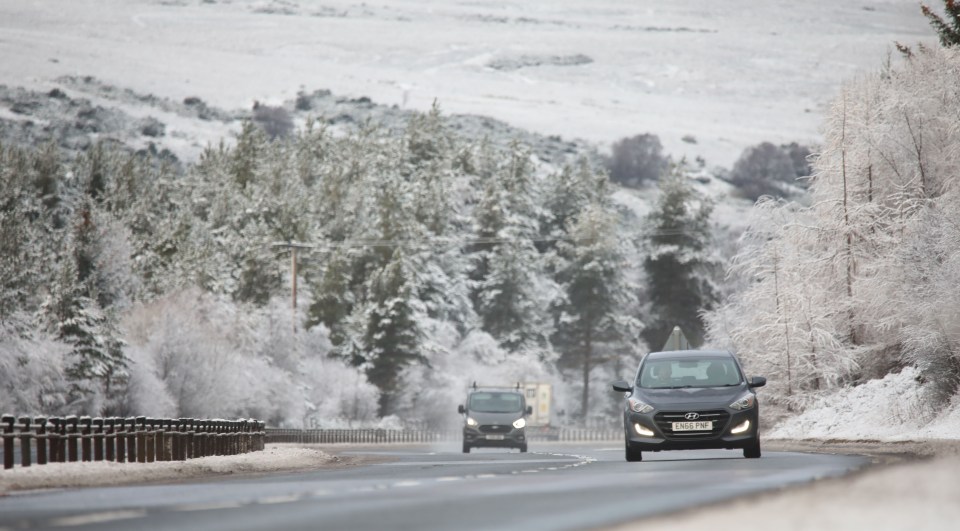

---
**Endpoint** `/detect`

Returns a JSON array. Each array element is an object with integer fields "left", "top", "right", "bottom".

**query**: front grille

[
  {"left": 654, "top": 410, "right": 730, "bottom": 440},
  {"left": 479, "top": 424, "right": 512, "bottom": 434}
]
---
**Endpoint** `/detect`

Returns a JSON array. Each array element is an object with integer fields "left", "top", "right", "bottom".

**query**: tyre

[
  {"left": 625, "top": 441, "right": 643, "bottom": 462},
  {"left": 519, "top": 444, "right": 528, "bottom": 453},
  {"left": 743, "top": 437, "right": 761, "bottom": 459},
  {"left": 462, "top": 443, "right": 471, "bottom": 454}
]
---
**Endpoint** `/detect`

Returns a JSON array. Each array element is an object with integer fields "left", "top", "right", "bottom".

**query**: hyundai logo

[{"left": 684, "top": 412, "right": 700, "bottom": 421}]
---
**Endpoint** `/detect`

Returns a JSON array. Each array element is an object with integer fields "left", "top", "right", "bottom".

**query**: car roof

[{"left": 645, "top": 349, "right": 735, "bottom": 360}]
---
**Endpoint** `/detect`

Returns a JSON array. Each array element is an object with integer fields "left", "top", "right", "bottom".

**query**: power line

[{"left": 269, "top": 228, "right": 697, "bottom": 253}]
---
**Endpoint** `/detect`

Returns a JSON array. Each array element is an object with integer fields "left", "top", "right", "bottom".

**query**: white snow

[
  {"left": 613, "top": 453, "right": 960, "bottom": 531},
  {"left": 0, "top": 0, "right": 933, "bottom": 166},
  {"left": 0, "top": 444, "right": 336, "bottom": 494},
  {"left": 768, "top": 368, "right": 960, "bottom": 442}
]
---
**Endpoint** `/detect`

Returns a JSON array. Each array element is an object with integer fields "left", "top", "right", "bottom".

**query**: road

[{"left": 0, "top": 443, "right": 868, "bottom": 531}]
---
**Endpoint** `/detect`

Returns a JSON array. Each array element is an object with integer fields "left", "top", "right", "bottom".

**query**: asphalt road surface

[{"left": 0, "top": 443, "right": 869, "bottom": 531}]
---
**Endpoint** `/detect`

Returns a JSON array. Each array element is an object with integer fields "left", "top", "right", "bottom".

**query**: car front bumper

[{"left": 624, "top": 406, "right": 759, "bottom": 451}]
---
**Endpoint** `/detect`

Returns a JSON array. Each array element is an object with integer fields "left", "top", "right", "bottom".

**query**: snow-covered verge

[
  {"left": 0, "top": 444, "right": 341, "bottom": 495},
  {"left": 612, "top": 449, "right": 960, "bottom": 531},
  {"left": 767, "top": 368, "right": 960, "bottom": 442}
]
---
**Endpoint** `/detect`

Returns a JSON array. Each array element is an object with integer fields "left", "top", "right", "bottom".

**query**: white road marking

[
  {"left": 49, "top": 510, "right": 146, "bottom": 527},
  {"left": 436, "top": 476, "right": 462, "bottom": 482},
  {"left": 392, "top": 481, "right": 421, "bottom": 488},
  {"left": 257, "top": 494, "right": 302, "bottom": 505},
  {"left": 476, "top": 474, "right": 496, "bottom": 479},
  {"left": 171, "top": 501, "right": 245, "bottom": 512}
]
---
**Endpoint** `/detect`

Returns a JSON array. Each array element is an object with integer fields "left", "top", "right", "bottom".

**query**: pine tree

[
  {"left": 554, "top": 202, "right": 640, "bottom": 419},
  {"left": 361, "top": 249, "right": 424, "bottom": 417},
  {"left": 42, "top": 252, "right": 128, "bottom": 415},
  {"left": 468, "top": 142, "right": 552, "bottom": 350},
  {"left": 642, "top": 167, "right": 718, "bottom": 349},
  {"left": 922, "top": 1, "right": 960, "bottom": 47}
]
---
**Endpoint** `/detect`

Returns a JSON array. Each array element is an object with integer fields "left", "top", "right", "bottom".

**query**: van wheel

[
  {"left": 519, "top": 444, "right": 528, "bottom": 453},
  {"left": 625, "top": 441, "right": 643, "bottom": 462},
  {"left": 462, "top": 443, "right": 471, "bottom": 454}
]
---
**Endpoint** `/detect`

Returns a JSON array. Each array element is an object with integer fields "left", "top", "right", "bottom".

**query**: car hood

[
  {"left": 466, "top": 411, "right": 523, "bottom": 424},
  {"left": 636, "top": 385, "right": 747, "bottom": 408}
]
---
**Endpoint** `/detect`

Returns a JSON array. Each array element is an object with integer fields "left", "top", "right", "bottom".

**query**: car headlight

[
  {"left": 628, "top": 397, "right": 654, "bottom": 414},
  {"left": 466, "top": 417, "right": 478, "bottom": 427},
  {"left": 512, "top": 418, "right": 526, "bottom": 429},
  {"left": 633, "top": 423, "right": 655, "bottom": 437},
  {"left": 729, "top": 393, "right": 756, "bottom": 411}
]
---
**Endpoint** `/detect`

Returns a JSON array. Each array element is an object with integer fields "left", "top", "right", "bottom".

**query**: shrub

[
  {"left": 728, "top": 142, "right": 810, "bottom": 201},
  {"left": 606, "top": 133, "right": 669, "bottom": 187},
  {"left": 252, "top": 101, "right": 294, "bottom": 139}
]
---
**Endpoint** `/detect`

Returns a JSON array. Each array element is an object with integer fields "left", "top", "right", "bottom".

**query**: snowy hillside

[{"left": 0, "top": 0, "right": 933, "bottom": 167}]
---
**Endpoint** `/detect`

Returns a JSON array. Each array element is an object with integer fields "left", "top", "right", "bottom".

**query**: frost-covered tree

[
  {"left": 554, "top": 202, "right": 641, "bottom": 419},
  {"left": 707, "top": 47, "right": 960, "bottom": 412},
  {"left": 361, "top": 249, "right": 425, "bottom": 416},
  {"left": 642, "top": 167, "right": 718, "bottom": 349},
  {"left": 469, "top": 142, "right": 552, "bottom": 351}
]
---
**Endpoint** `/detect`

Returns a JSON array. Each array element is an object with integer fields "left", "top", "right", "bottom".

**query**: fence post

[
  {"left": 105, "top": 418, "right": 116, "bottom": 462},
  {"left": 135, "top": 416, "right": 146, "bottom": 463},
  {"left": 66, "top": 416, "right": 79, "bottom": 462},
  {"left": 93, "top": 418, "right": 104, "bottom": 461},
  {"left": 79, "top": 416, "right": 92, "bottom": 462},
  {"left": 2, "top": 415, "right": 15, "bottom": 470},
  {"left": 35, "top": 417, "right": 48, "bottom": 465},
  {"left": 48, "top": 417, "right": 64, "bottom": 463},
  {"left": 19, "top": 417, "right": 32, "bottom": 467}
]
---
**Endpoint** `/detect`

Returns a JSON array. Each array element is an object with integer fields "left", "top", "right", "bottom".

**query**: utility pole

[{"left": 271, "top": 241, "right": 313, "bottom": 333}]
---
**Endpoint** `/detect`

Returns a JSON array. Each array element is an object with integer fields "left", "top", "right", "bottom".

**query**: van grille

[
  {"left": 654, "top": 410, "right": 729, "bottom": 440},
  {"left": 479, "top": 424, "right": 512, "bottom": 434}
]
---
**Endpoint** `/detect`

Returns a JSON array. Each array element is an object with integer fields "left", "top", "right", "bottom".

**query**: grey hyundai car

[{"left": 611, "top": 350, "right": 766, "bottom": 462}]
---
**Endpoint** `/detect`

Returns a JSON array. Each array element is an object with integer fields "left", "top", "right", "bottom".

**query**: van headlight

[
  {"left": 466, "top": 417, "right": 479, "bottom": 427},
  {"left": 512, "top": 418, "right": 526, "bottom": 429},
  {"left": 729, "top": 393, "right": 756, "bottom": 411}
]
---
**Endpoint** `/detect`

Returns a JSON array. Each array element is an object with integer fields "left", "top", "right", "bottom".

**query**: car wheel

[
  {"left": 519, "top": 444, "right": 528, "bottom": 453},
  {"left": 743, "top": 437, "right": 761, "bottom": 459},
  {"left": 462, "top": 443, "right": 471, "bottom": 454},
  {"left": 625, "top": 441, "right": 643, "bottom": 462}
]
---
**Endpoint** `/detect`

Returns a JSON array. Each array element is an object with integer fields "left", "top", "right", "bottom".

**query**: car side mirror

[
  {"left": 458, "top": 404, "right": 465, "bottom": 414},
  {"left": 611, "top": 380, "right": 632, "bottom": 393},
  {"left": 748, "top": 376, "right": 767, "bottom": 388},
  {"left": 525, "top": 406, "right": 533, "bottom": 416}
]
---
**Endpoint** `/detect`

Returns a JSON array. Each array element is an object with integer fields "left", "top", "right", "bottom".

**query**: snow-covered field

[{"left": 0, "top": 0, "right": 933, "bottom": 166}]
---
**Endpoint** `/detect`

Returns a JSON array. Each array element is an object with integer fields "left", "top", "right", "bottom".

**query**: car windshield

[
  {"left": 637, "top": 358, "right": 743, "bottom": 389},
  {"left": 468, "top": 392, "right": 524, "bottom": 413}
]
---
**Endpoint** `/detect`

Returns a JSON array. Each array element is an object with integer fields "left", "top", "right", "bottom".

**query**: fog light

[
  {"left": 633, "top": 423, "right": 654, "bottom": 437},
  {"left": 730, "top": 420, "right": 751, "bottom": 435}
]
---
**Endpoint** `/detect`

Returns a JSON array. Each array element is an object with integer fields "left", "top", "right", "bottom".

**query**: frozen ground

[
  {"left": 0, "top": 0, "right": 933, "bottom": 167},
  {"left": 614, "top": 448, "right": 960, "bottom": 531},
  {"left": 0, "top": 444, "right": 341, "bottom": 494},
  {"left": 768, "top": 368, "right": 960, "bottom": 442}
]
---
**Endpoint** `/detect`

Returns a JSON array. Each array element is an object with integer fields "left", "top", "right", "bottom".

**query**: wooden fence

[{"left": 1, "top": 415, "right": 265, "bottom": 470}]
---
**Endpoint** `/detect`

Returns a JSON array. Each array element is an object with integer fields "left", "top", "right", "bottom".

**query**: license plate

[
  {"left": 485, "top": 434, "right": 505, "bottom": 440},
  {"left": 672, "top": 421, "right": 712, "bottom": 432}
]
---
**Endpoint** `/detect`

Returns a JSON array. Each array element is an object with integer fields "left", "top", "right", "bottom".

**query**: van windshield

[
  {"left": 468, "top": 392, "right": 524, "bottom": 413},
  {"left": 637, "top": 358, "right": 743, "bottom": 389}
]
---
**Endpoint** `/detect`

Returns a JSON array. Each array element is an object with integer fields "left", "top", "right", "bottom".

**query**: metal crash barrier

[{"left": 1, "top": 415, "right": 265, "bottom": 470}]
